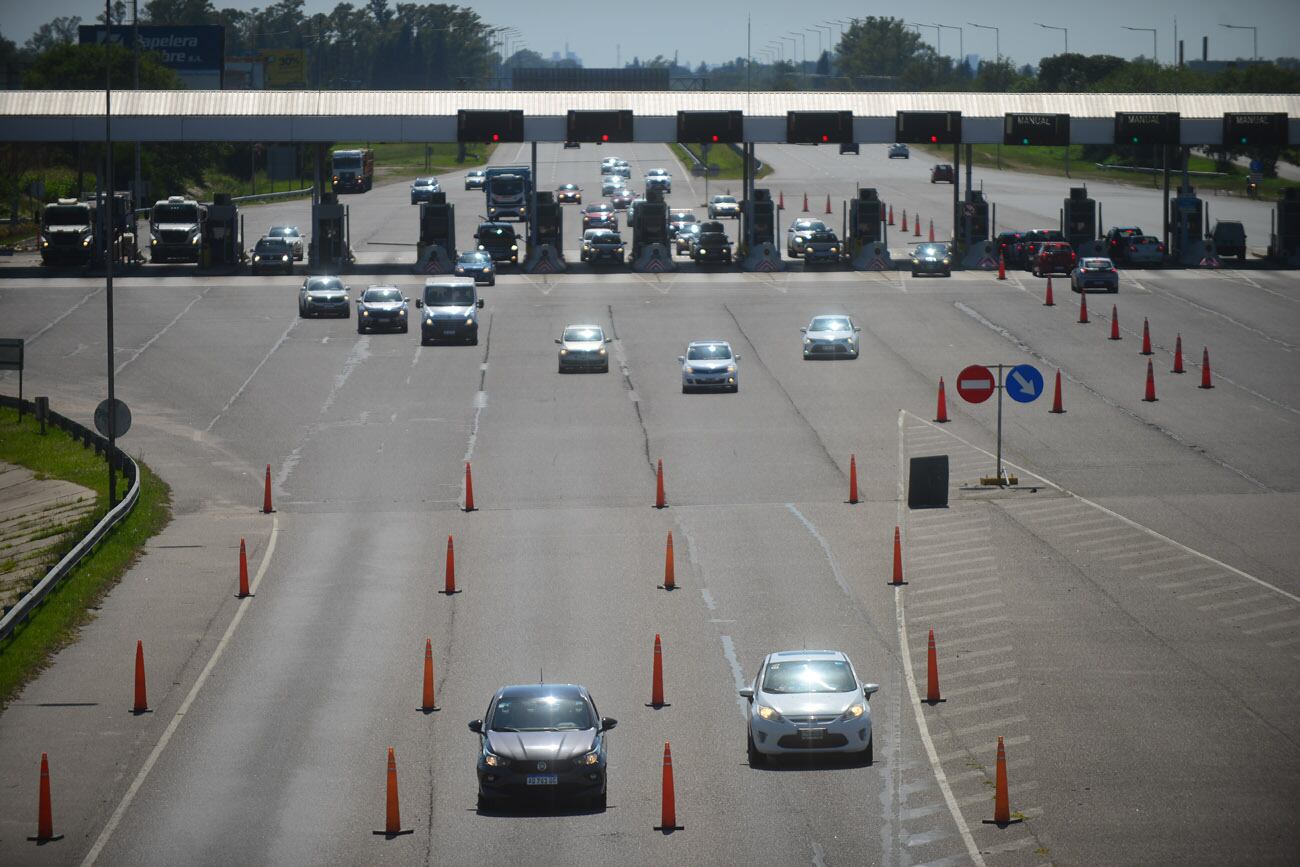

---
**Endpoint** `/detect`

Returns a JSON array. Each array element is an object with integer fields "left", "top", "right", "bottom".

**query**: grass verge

[
  {"left": 0, "top": 405, "right": 172, "bottom": 708},
  {"left": 670, "top": 143, "right": 774, "bottom": 181}
]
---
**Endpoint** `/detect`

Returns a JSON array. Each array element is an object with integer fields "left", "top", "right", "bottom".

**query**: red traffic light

[
  {"left": 821, "top": 134, "right": 829, "bottom": 142},
  {"left": 601, "top": 133, "right": 609, "bottom": 142},
  {"left": 711, "top": 134, "right": 719, "bottom": 142},
  {"left": 491, "top": 133, "right": 500, "bottom": 142},
  {"left": 929, "top": 135, "right": 938, "bottom": 143}
]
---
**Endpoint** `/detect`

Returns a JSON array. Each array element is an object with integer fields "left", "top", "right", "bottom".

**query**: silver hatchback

[
  {"left": 679, "top": 340, "right": 739, "bottom": 393},
  {"left": 556, "top": 324, "right": 612, "bottom": 373},
  {"left": 801, "top": 314, "right": 861, "bottom": 359}
]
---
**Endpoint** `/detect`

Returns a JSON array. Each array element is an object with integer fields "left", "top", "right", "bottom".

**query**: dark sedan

[
  {"left": 609, "top": 189, "right": 635, "bottom": 210},
  {"left": 910, "top": 242, "right": 952, "bottom": 277},
  {"left": 251, "top": 236, "right": 294, "bottom": 274},
  {"left": 469, "top": 684, "right": 616, "bottom": 811},
  {"left": 556, "top": 183, "right": 582, "bottom": 204},
  {"left": 410, "top": 176, "right": 441, "bottom": 204},
  {"left": 454, "top": 251, "right": 496, "bottom": 285},
  {"left": 355, "top": 285, "right": 409, "bottom": 333}
]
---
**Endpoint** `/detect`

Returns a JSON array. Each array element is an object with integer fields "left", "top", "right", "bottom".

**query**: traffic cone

[
  {"left": 1109, "top": 305, "right": 1121, "bottom": 339},
  {"left": 1044, "top": 277, "right": 1055, "bottom": 306},
  {"left": 420, "top": 638, "right": 439, "bottom": 712},
  {"left": 27, "top": 753, "right": 63, "bottom": 842},
  {"left": 1049, "top": 370, "right": 1066, "bottom": 414},
  {"left": 925, "top": 629, "right": 943, "bottom": 704},
  {"left": 777, "top": 190, "right": 784, "bottom": 210},
  {"left": 648, "top": 634, "right": 667, "bottom": 708},
  {"left": 982, "top": 736, "right": 1020, "bottom": 826},
  {"left": 654, "top": 459, "right": 666, "bottom": 509},
  {"left": 928, "top": 219, "right": 935, "bottom": 242},
  {"left": 934, "top": 377, "right": 950, "bottom": 423},
  {"left": 888, "top": 204, "right": 895, "bottom": 226},
  {"left": 1077, "top": 289, "right": 1089, "bottom": 324},
  {"left": 914, "top": 214, "right": 922, "bottom": 237},
  {"left": 462, "top": 462, "right": 475, "bottom": 512},
  {"left": 1143, "top": 359, "right": 1158, "bottom": 402},
  {"left": 890, "top": 526, "right": 905, "bottom": 586},
  {"left": 1172, "top": 334, "right": 1185, "bottom": 373},
  {"left": 660, "top": 531, "right": 676, "bottom": 590},
  {"left": 262, "top": 464, "right": 273, "bottom": 514},
  {"left": 237, "top": 538, "right": 251, "bottom": 598},
  {"left": 1199, "top": 347, "right": 1214, "bottom": 389},
  {"left": 825, "top": 194, "right": 833, "bottom": 215},
  {"left": 132, "top": 640, "right": 149, "bottom": 714},
  {"left": 372, "top": 747, "right": 413, "bottom": 836},
  {"left": 653, "top": 742, "right": 682, "bottom": 831},
  {"left": 1140, "top": 318, "right": 1153, "bottom": 355},
  {"left": 442, "top": 535, "right": 460, "bottom": 595},
  {"left": 848, "top": 454, "right": 859, "bottom": 504},
  {"left": 997, "top": 254, "right": 1006, "bottom": 280},
  {"left": 802, "top": 192, "right": 809, "bottom": 212},
  {"left": 901, "top": 211, "right": 908, "bottom": 232}
]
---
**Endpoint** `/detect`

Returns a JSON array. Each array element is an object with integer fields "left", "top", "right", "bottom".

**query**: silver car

[
  {"left": 645, "top": 168, "right": 672, "bottom": 193},
  {"left": 708, "top": 195, "right": 739, "bottom": 219},
  {"left": 679, "top": 340, "right": 739, "bottom": 393},
  {"left": 556, "top": 324, "right": 612, "bottom": 373},
  {"left": 739, "top": 649, "right": 879, "bottom": 765},
  {"left": 1071, "top": 257, "right": 1119, "bottom": 293},
  {"left": 888, "top": 143, "right": 910, "bottom": 158},
  {"left": 267, "top": 225, "right": 304, "bottom": 260},
  {"left": 786, "top": 218, "right": 827, "bottom": 257},
  {"left": 298, "top": 275, "right": 350, "bottom": 318},
  {"left": 801, "top": 314, "right": 860, "bottom": 359}
]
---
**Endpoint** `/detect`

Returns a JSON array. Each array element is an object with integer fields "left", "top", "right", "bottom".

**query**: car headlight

[
  {"left": 804, "top": 338, "right": 812, "bottom": 345},
  {"left": 253, "top": 255, "right": 261, "bottom": 261},
  {"left": 830, "top": 247, "right": 838, "bottom": 253},
  {"left": 756, "top": 704, "right": 782, "bottom": 722},
  {"left": 425, "top": 315, "right": 433, "bottom": 324},
  {"left": 192, "top": 235, "right": 200, "bottom": 245},
  {"left": 575, "top": 750, "right": 600, "bottom": 766},
  {"left": 583, "top": 244, "right": 591, "bottom": 251},
  {"left": 559, "top": 348, "right": 568, "bottom": 355},
  {"left": 151, "top": 238, "right": 158, "bottom": 245},
  {"left": 282, "top": 255, "right": 289, "bottom": 261},
  {"left": 725, "top": 365, "right": 736, "bottom": 373},
  {"left": 943, "top": 258, "right": 950, "bottom": 265},
  {"left": 82, "top": 237, "right": 92, "bottom": 247},
  {"left": 465, "top": 317, "right": 473, "bottom": 326},
  {"left": 839, "top": 703, "right": 866, "bottom": 721},
  {"left": 478, "top": 245, "right": 485, "bottom": 251},
  {"left": 398, "top": 308, "right": 406, "bottom": 316},
  {"left": 598, "top": 348, "right": 607, "bottom": 355},
  {"left": 41, "top": 238, "right": 49, "bottom": 247},
  {"left": 483, "top": 752, "right": 509, "bottom": 768},
  {"left": 456, "top": 266, "right": 465, "bottom": 273},
  {"left": 361, "top": 310, "right": 369, "bottom": 316},
  {"left": 846, "top": 336, "right": 855, "bottom": 343},
  {"left": 510, "top": 245, "right": 518, "bottom": 251},
  {"left": 617, "top": 247, "right": 624, "bottom": 253}
]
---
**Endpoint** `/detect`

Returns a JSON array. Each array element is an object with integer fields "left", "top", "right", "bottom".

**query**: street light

[
  {"left": 935, "top": 23, "right": 962, "bottom": 64},
  {"left": 967, "top": 22, "right": 1000, "bottom": 65},
  {"left": 788, "top": 31, "right": 806, "bottom": 67},
  {"left": 1122, "top": 26, "right": 1158, "bottom": 64},
  {"left": 1219, "top": 23, "right": 1258, "bottom": 62},
  {"left": 1035, "top": 23, "right": 1068, "bottom": 55},
  {"left": 780, "top": 35, "right": 798, "bottom": 66},
  {"left": 806, "top": 27, "right": 824, "bottom": 64},
  {"left": 911, "top": 22, "right": 940, "bottom": 56}
]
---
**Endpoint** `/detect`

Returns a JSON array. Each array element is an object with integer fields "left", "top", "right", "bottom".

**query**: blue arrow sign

[{"left": 1005, "top": 364, "right": 1043, "bottom": 403}]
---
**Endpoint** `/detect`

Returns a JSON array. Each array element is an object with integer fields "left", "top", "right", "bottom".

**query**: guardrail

[
  {"left": 1094, "top": 163, "right": 1228, "bottom": 178},
  {"left": 131, "top": 185, "right": 316, "bottom": 218},
  {"left": 0, "top": 394, "right": 140, "bottom": 644}
]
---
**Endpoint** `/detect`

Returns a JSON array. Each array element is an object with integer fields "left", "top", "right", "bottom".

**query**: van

[
  {"left": 416, "top": 279, "right": 484, "bottom": 346},
  {"left": 1211, "top": 221, "right": 1247, "bottom": 260}
]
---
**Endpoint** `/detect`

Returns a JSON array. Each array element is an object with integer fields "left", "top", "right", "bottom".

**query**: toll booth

[
  {"left": 310, "top": 192, "right": 349, "bottom": 274},
  {"left": 415, "top": 192, "right": 455, "bottom": 274},
  {"left": 522, "top": 190, "right": 566, "bottom": 273},
  {"left": 1063, "top": 187, "right": 1102, "bottom": 256},
  {"left": 203, "top": 192, "right": 242, "bottom": 268},
  {"left": 93, "top": 191, "right": 139, "bottom": 268},
  {"left": 630, "top": 188, "right": 674, "bottom": 272},
  {"left": 739, "top": 187, "right": 782, "bottom": 271},
  {"left": 848, "top": 187, "right": 891, "bottom": 270},
  {"left": 1169, "top": 185, "right": 1216, "bottom": 266},
  {"left": 1271, "top": 187, "right": 1300, "bottom": 265},
  {"left": 957, "top": 191, "right": 1000, "bottom": 270}
]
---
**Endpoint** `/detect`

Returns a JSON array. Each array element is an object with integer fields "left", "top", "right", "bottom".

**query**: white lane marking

[
  {"left": 1244, "top": 618, "right": 1300, "bottom": 635},
  {"left": 952, "top": 714, "right": 1029, "bottom": 737},
  {"left": 22, "top": 286, "right": 102, "bottom": 344},
  {"left": 1224, "top": 605, "right": 1294, "bottom": 623},
  {"left": 911, "top": 588, "right": 1001, "bottom": 609},
  {"left": 115, "top": 292, "right": 205, "bottom": 375},
  {"left": 206, "top": 318, "right": 298, "bottom": 431},
  {"left": 719, "top": 635, "right": 749, "bottom": 721},
  {"left": 463, "top": 396, "right": 486, "bottom": 464},
  {"left": 910, "top": 575, "right": 1000, "bottom": 595},
  {"left": 321, "top": 335, "right": 370, "bottom": 414},
  {"left": 943, "top": 645, "right": 1015, "bottom": 663},
  {"left": 938, "top": 694, "right": 1023, "bottom": 716},
  {"left": 922, "top": 602, "right": 1003, "bottom": 621},
  {"left": 83, "top": 518, "right": 279, "bottom": 866},
  {"left": 785, "top": 504, "right": 853, "bottom": 599},
  {"left": 701, "top": 588, "right": 717, "bottom": 610},
  {"left": 895, "top": 410, "right": 987, "bottom": 867},
  {"left": 812, "top": 841, "right": 827, "bottom": 867},
  {"left": 940, "top": 615, "right": 1009, "bottom": 632},
  {"left": 943, "top": 660, "right": 1018, "bottom": 680}
]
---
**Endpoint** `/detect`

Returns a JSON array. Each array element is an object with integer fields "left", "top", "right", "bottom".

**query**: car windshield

[
  {"left": 588, "top": 204, "right": 611, "bottom": 212},
  {"left": 592, "top": 233, "right": 620, "bottom": 243},
  {"left": 255, "top": 239, "right": 288, "bottom": 252},
  {"left": 306, "top": 277, "right": 344, "bottom": 291},
  {"left": 469, "top": 171, "right": 485, "bottom": 178},
  {"left": 44, "top": 205, "right": 90, "bottom": 226},
  {"left": 808, "top": 231, "right": 837, "bottom": 242},
  {"left": 458, "top": 253, "right": 489, "bottom": 264},
  {"left": 154, "top": 204, "right": 198, "bottom": 222},
  {"left": 269, "top": 227, "right": 298, "bottom": 238},
  {"left": 687, "top": 344, "right": 732, "bottom": 361},
  {"left": 762, "top": 659, "right": 857, "bottom": 694},
  {"left": 672, "top": 213, "right": 696, "bottom": 223},
  {"left": 490, "top": 695, "right": 595, "bottom": 731},
  {"left": 491, "top": 176, "right": 523, "bottom": 194},
  {"left": 415, "top": 178, "right": 437, "bottom": 186},
  {"left": 424, "top": 283, "right": 475, "bottom": 305},
  {"left": 363, "top": 287, "right": 402, "bottom": 302},
  {"left": 810, "top": 316, "right": 852, "bottom": 332},
  {"left": 715, "top": 196, "right": 736, "bottom": 204},
  {"left": 333, "top": 156, "right": 362, "bottom": 169},
  {"left": 564, "top": 326, "right": 604, "bottom": 342},
  {"left": 560, "top": 184, "right": 577, "bottom": 190},
  {"left": 793, "top": 220, "right": 824, "bottom": 232},
  {"left": 917, "top": 244, "right": 947, "bottom": 256}
]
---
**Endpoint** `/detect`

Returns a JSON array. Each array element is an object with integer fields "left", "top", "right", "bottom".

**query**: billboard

[
  {"left": 261, "top": 49, "right": 306, "bottom": 88},
  {"left": 79, "top": 25, "right": 224, "bottom": 88}
]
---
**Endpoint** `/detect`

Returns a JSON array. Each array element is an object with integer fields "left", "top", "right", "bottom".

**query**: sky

[{"left": 4, "top": 0, "right": 1297, "bottom": 70}]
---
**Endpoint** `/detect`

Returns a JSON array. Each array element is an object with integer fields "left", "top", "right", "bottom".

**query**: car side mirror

[
  {"left": 416, "top": 299, "right": 423, "bottom": 308},
  {"left": 862, "top": 683, "right": 880, "bottom": 699},
  {"left": 476, "top": 299, "right": 484, "bottom": 309},
  {"left": 799, "top": 327, "right": 807, "bottom": 333},
  {"left": 734, "top": 355, "right": 741, "bottom": 361},
  {"left": 605, "top": 337, "right": 613, "bottom": 344},
  {"left": 554, "top": 337, "right": 562, "bottom": 344},
  {"left": 600, "top": 717, "right": 618, "bottom": 732},
  {"left": 738, "top": 687, "right": 754, "bottom": 700},
  {"left": 677, "top": 356, "right": 686, "bottom": 363},
  {"left": 468, "top": 719, "right": 483, "bottom": 734},
  {"left": 403, "top": 297, "right": 410, "bottom": 303},
  {"left": 854, "top": 327, "right": 862, "bottom": 332}
]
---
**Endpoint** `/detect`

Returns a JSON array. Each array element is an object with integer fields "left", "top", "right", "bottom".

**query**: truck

[
  {"left": 39, "top": 198, "right": 96, "bottom": 266},
  {"left": 484, "top": 166, "right": 532, "bottom": 221},
  {"left": 331, "top": 148, "right": 374, "bottom": 193},
  {"left": 149, "top": 195, "right": 206, "bottom": 263}
]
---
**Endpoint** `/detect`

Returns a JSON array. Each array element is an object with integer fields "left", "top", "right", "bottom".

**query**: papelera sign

[{"left": 956, "top": 364, "right": 995, "bottom": 404}]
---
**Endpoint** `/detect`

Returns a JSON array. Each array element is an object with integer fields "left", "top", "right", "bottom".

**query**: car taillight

[{"left": 1158, "top": 244, "right": 1165, "bottom": 252}]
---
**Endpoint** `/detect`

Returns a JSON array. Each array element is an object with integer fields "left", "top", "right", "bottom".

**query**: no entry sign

[{"left": 956, "top": 364, "right": 995, "bottom": 403}]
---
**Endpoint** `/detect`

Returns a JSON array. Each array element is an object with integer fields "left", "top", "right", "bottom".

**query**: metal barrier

[
  {"left": 131, "top": 185, "right": 316, "bottom": 218},
  {"left": 0, "top": 394, "right": 141, "bottom": 644}
]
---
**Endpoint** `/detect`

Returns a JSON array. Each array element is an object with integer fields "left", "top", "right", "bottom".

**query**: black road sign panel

[
  {"left": 1114, "top": 112, "right": 1180, "bottom": 146},
  {"left": 896, "top": 111, "right": 962, "bottom": 145},
  {"left": 567, "top": 110, "right": 634, "bottom": 143},
  {"left": 787, "top": 111, "right": 853, "bottom": 144},
  {"left": 457, "top": 110, "right": 525, "bottom": 143},
  {"left": 677, "top": 111, "right": 744, "bottom": 144},
  {"left": 1223, "top": 113, "right": 1289, "bottom": 147},
  {"left": 1003, "top": 113, "right": 1070, "bottom": 146}
]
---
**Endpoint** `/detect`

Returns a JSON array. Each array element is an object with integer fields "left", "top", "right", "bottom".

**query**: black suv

[
  {"left": 692, "top": 220, "right": 732, "bottom": 264},
  {"left": 1104, "top": 226, "right": 1145, "bottom": 264},
  {"left": 581, "top": 230, "right": 625, "bottom": 265},
  {"left": 475, "top": 221, "right": 520, "bottom": 265}
]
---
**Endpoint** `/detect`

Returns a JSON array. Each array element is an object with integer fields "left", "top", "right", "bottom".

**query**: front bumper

[
  {"left": 749, "top": 712, "right": 871, "bottom": 755},
  {"left": 455, "top": 268, "right": 495, "bottom": 284},
  {"left": 422, "top": 319, "right": 477, "bottom": 341},
  {"left": 482, "top": 249, "right": 519, "bottom": 264},
  {"left": 1075, "top": 277, "right": 1118, "bottom": 290},
  {"left": 476, "top": 759, "right": 605, "bottom": 802},
  {"left": 359, "top": 312, "right": 407, "bottom": 330},
  {"left": 804, "top": 340, "right": 858, "bottom": 358},
  {"left": 694, "top": 248, "right": 731, "bottom": 262},
  {"left": 305, "top": 297, "right": 348, "bottom": 314},
  {"left": 584, "top": 249, "right": 624, "bottom": 263},
  {"left": 559, "top": 351, "right": 608, "bottom": 370},
  {"left": 911, "top": 260, "right": 950, "bottom": 274},
  {"left": 805, "top": 250, "right": 840, "bottom": 264},
  {"left": 682, "top": 370, "right": 737, "bottom": 389}
]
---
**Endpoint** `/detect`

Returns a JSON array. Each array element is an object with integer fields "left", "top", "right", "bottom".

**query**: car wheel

[
  {"left": 488, "top": 276, "right": 496, "bottom": 286},
  {"left": 357, "top": 324, "right": 364, "bottom": 334},
  {"left": 681, "top": 385, "right": 690, "bottom": 394},
  {"left": 747, "top": 734, "right": 766, "bottom": 767},
  {"left": 401, "top": 324, "right": 409, "bottom": 333},
  {"left": 857, "top": 737, "right": 874, "bottom": 766},
  {"left": 343, "top": 308, "right": 351, "bottom": 319},
  {"left": 589, "top": 791, "right": 608, "bottom": 812},
  {"left": 476, "top": 792, "right": 496, "bottom": 812},
  {"left": 298, "top": 304, "right": 305, "bottom": 318}
]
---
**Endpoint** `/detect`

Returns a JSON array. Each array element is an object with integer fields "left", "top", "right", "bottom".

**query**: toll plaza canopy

[{"left": 1, "top": 90, "right": 1296, "bottom": 145}]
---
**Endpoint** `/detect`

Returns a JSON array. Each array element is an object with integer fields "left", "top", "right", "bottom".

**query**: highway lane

[{"left": 1, "top": 267, "right": 1298, "bottom": 862}]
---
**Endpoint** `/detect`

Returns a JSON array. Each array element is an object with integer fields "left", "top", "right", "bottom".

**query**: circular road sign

[
  {"left": 1006, "top": 364, "right": 1044, "bottom": 404},
  {"left": 956, "top": 364, "right": 995, "bottom": 404},
  {"left": 94, "top": 398, "right": 132, "bottom": 439}
]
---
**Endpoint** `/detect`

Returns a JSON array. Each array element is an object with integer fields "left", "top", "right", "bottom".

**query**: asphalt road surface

[{"left": 0, "top": 147, "right": 1297, "bottom": 866}]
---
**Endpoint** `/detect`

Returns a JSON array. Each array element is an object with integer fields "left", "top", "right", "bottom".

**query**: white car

[
  {"left": 801, "top": 314, "right": 860, "bottom": 359},
  {"left": 679, "top": 340, "right": 739, "bottom": 393},
  {"left": 267, "top": 225, "right": 304, "bottom": 260},
  {"left": 739, "top": 649, "right": 879, "bottom": 765},
  {"left": 645, "top": 168, "right": 672, "bottom": 193},
  {"left": 600, "top": 156, "right": 624, "bottom": 172},
  {"left": 708, "top": 195, "right": 739, "bottom": 219},
  {"left": 556, "top": 323, "right": 612, "bottom": 373},
  {"left": 786, "top": 218, "right": 827, "bottom": 257}
]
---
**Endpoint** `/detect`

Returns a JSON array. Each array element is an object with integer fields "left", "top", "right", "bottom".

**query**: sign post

[
  {"left": 955, "top": 362, "right": 1042, "bottom": 485},
  {"left": 0, "top": 338, "right": 22, "bottom": 420}
]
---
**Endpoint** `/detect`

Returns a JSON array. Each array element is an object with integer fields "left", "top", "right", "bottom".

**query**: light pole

[
  {"left": 1122, "top": 26, "right": 1158, "bottom": 64},
  {"left": 788, "top": 31, "right": 806, "bottom": 68},
  {"left": 967, "top": 22, "right": 1000, "bottom": 65},
  {"left": 806, "top": 27, "right": 823, "bottom": 65},
  {"left": 1219, "top": 23, "right": 1257, "bottom": 61},
  {"left": 1035, "top": 23, "right": 1068, "bottom": 55},
  {"left": 911, "top": 22, "right": 941, "bottom": 57},
  {"left": 780, "top": 35, "right": 797, "bottom": 67},
  {"left": 935, "top": 23, "right": 962, "bottom": 66}
]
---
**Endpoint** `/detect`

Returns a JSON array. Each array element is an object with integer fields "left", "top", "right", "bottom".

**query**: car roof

[
  {"left": 494, "top": 683, "right": 589, "bottom": 700},
  {"left": 688, "top": 340, "right": 731, "bottom": 348},
  {"left": 765, "top": 649, "right": 850, "bottom": 662},
  {"left": 1081, "top": 257, "right": 1113, "bottom": 265},
  {"left": 564, "top": 323, "right": 603, "bottom": 331}
]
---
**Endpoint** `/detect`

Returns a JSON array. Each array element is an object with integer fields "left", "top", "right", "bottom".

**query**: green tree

[
  {"left": 1036, "top": 53, "right": 1127, "bottom": 91},
  {"left": 22, "top": 43, "right": 183, "bottom": 89},
  {"left": 142, "top": 0, "right": 219, "bottom": 25},
  {"left": 836, "top": 17, "right": 928, "bottom": 85},
  {"left": 24, "top": 17, "right": 82, "bottom": 55}
]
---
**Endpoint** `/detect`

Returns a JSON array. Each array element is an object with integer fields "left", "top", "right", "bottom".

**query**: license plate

[
  {"left": 526, "top": 774, "right": 558, "bottom": 786},
  {"left": 799, "top": 728, "right": 828, "bottom": 741},
  {"left": 443, "top": 329, "right": 457, "bottom": 335}
]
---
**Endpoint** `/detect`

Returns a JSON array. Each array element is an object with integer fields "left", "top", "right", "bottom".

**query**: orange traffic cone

[
  {"left": 653, "top": 742, "right": 682, "bottom": 831},
  {"left": 654, "top": 459, "right": 666, "bottom": 509},
  {"left": 262, "top": 464, "right": 273, "bottom": 514},
  {"left": 777, "top": 190, "right": 784, "bottom": 210},
  {"left": 888, "top": 204, "right": 895, "bottom": 226},
  {"left": 825, "top": 194, "right": 833, "bottom": 215},
  {"left": 901, "top": 211, "right": 908, "bottom": 232},
  {"left": 848, "top": 454, "right": 859, "bottom": 504},
  {"left": 442, "top": 535, "right": 460, "bottom": 595},
  {"left": 1199, "top": 347, "right": 1214, "bottom": 389},
  {"left": 1078, "top": 289, "right": 1089, "bottom": 324},
  {"left": 237, "top": 538, "right": 251, "bottom": 598},
  {"left": 27, "top": 753, "right": 63, "bottom": 842},
  {"left": 1172, "top": 334, "right": 1185, "bottom": 373},
  {"left": 925, "top": 629, "right": 944, "bottom": 703},
  {"left": 914, "top": 214, "right": 922, "bottom": 237},
  {"left": 890, "top": 526, "right": 905, "bottom": 586},
  {"left": 1140, "top": 318, "right": 1153, "bottom": 356},
  {"left": 648, "top": 634, "right": 668, "bottom": 708},
  {"left": 1049, "top": 370, "right": 1066, "bottom": 414},
  {"left": 660, "top": 531, "right": 676, "bottom": 590},
  {"left": 132, "top": 640, "right": 149, "bottom": 714},
  {"left": 934, "top": 377, "right": 950, "bottom": 423},
  {"left": 420, "top": 638, "right": 439, "bottom": 712},
  {"left": 463, "top": 462, "right": 475, "bottom": 512},
  {"left": 801, "top": 192, "right": 809, "bottom": 212},
  {"left": 982, "top": 736, "right": 1020, "bottom": 825},
  {"left": 928, "top": 219, "right": 935, "bottom": 242},
  {"left": 1044, "top": 277, "right": 1055, "bottom": 306},
  {"left": 997, "top": 254, "right": 1006, "bottom": 280},
  {"left": 1143, "top": 359, "right": 1158, "bottom": 402},
  {"left": 373, "top": 747, "right": 413, "bottom": 836},
  {"left": 1109, "top": 305, "right": 1121, "bottom": 339}
]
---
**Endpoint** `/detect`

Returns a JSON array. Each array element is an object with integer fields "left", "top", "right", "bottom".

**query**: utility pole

[{"left": 104, "top": 0, "right": 118, "bottom": 506}]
